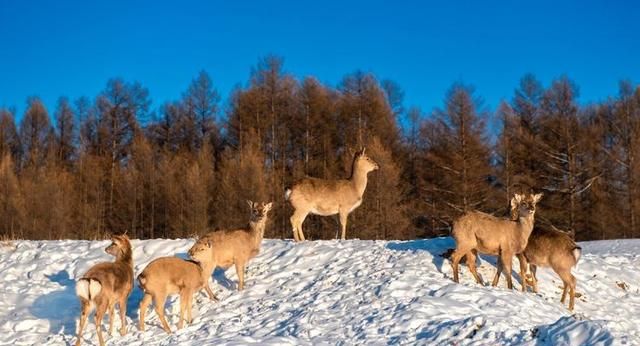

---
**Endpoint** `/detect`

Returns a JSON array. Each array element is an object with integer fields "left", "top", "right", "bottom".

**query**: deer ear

[
  {"left": 510, "top": 196, "right": 518, "bottom": 209},
  {"left": 246, "top": 200, "right": 254, "bottom": 208},
  {"left": 264, "top": 202, "right": 273, "bottom": 211},
  {"left": 514, "top": 193, "right": 524, "bottom": 204},
  {"left": 532, "top": 193, "right": 543, "bottom": 204}
]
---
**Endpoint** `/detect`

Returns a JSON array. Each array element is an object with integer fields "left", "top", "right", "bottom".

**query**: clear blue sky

[{"left": 1, "top": 0, "right": 639, "bottom": 119}]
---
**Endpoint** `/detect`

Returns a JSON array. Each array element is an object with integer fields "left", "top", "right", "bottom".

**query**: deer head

[
  {"left": 510, "top": 193, "right": 543, "bottom": 219},
  {"left": 105, "top": 234, "right": 132, "bottom": 260},
  {"left": 354, "top": 147, "right": 379, "bottom": 173},
  {"left": 247, "top": 200, "right": 273, "bottom": 222},
  {"left": 188, "top": 239, "right": 211, "bottom": 264}
]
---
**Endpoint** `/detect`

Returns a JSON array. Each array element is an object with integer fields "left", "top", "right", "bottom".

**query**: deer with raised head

[
  {"left": 491, "top": 205, "right": 582, "bottom": 310},
  {"left": 285, "top": 148, "right": 379, "bottom": 241},
  {"left": 188, "top": 201, "right": 272, "bottom": 292},
  {"left": 450, "top": 193, "right": 543, "bottom": 289},
  {"left": 138, "top": 257, "right": 207, "bottom": 333},
  {"left": 75, "top": 234, "right": 134, "bottom": 346}
]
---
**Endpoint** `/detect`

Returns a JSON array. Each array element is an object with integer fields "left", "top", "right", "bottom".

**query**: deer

[
  {"left": 137, "top": 256, "right": 207, "bottom": 333},
  {"left": 491, "top": 205, "right": 582, "bottom": 310},
  {"left": 75, "top": 234, "right": 134, "bottom": 346},
  {"left": 450, "top": 193, "right": 542, "bottom": 289},
  {"left": 285, "top": 147, "right": 379, "bottom": 241},
  {"left": 188, "top": 201, "right": 272, "bottom": 293}
]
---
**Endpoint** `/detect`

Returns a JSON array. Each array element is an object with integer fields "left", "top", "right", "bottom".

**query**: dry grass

[{"left": 0, "top": 234, "right": 18, "bottom": 250}]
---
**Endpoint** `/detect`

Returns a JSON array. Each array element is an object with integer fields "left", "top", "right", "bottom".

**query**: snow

[{"left": 0, "top": 237, "right": 638, "bottom": 345}]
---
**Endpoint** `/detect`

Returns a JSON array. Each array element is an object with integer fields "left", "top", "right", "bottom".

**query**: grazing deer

[
  {"left": 188, "top": 201, "right": 272, "bottom": 292},
  {"left": 75, "top": 234, "right": 134, "bottom": 346},
  {"left": 450, "top": 193, "right": 542, "bottom": 289},
  {"left": 492, "top": 205, "right": 582, "bottom": 310},
  {"left": 138, "top": 257, "right": 206, "bottom": 333},
  {"left": 285, "top": 148, "right": 379, "bottom": 241}
]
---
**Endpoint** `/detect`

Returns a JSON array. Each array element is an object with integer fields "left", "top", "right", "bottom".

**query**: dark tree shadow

[{"left": 30, "top": 270, "right": 79, "bottom": 336}]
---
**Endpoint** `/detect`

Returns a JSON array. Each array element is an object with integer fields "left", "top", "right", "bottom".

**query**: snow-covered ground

[{"left": 0, "top": 237, "right": 638, "bottom": 345}]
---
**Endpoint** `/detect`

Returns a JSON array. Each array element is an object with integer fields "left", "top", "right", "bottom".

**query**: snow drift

[{"left": 0, "top": 237, "right": 638, "bottom": 345}]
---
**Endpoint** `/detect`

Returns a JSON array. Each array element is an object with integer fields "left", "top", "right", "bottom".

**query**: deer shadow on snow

[
  {"left": 385, "top": 237, "right": 526, "bottom": 287},
  {"left": 30, "top": 269, "right": 148, "bottom": 339},
  {"left": 30, "top": 270, "right": 79, "bottom": 336},
  {"left": 386, "top": 237, "right": 455, "bottom": 274}
]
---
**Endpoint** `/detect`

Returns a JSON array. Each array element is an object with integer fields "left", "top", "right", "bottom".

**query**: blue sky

[{"left": 1, "top": 0, "right": 639, "bottom": 119}]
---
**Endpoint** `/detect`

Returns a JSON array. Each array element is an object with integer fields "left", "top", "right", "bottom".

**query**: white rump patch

[
  {"left": 76, "top": 278, "right": 101, "bottom": 301},
  {"left": 573, "top": 248, "right": 582, "bottom": 271}
]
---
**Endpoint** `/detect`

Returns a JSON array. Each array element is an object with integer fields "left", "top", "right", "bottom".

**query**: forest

[{"left": 1, "top": 56, "right": 639, "bottom": 241}]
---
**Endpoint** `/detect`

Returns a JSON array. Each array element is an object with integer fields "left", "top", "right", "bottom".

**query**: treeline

[{"left": 1, "top": 56, "right": 639, "bottom": 241}]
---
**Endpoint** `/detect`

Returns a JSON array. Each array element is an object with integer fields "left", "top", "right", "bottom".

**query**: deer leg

[
  {"left": 500, "top": 252, "right": 514, "bottom": 289},
  {"left": 290, "top": 213, "right": 300, "bottom": 242},
  {"left": 94, "top": 301, "right": 107, "bottom": 346},
  {"left": 568, "top": 273, "right": 576, "bottom": 311},
  {"left": 558, "top": 269, "right": 577, "bottom": 310},
  {"left": 517, "top": 254, "right": 529, "bottom": 292},
  {"left": 492, "top": 257, "right": 503, "bottom": 287},
  {"left": 138, "top": 293, "right": 152, "bottom": 331},
  {"left": 465, "top": 250, "right": 483, "bottom": 285},
  {"left": 450, "top": 249, "right": 466, "bottom": 283},
  {"left": 153, "top": 293, "right": 171, "bottom": 334},
  {"left": 186, "top": 291, "right": 194, "bottom": 324},
  {"left": 291, "top": 210, "right": 308, "bottom": 242},
  {"left": 75, "top": 300, "right": 91, "bottom": 346},
  {"left": 204, "top": 283, "right": 218, "bottom": 301},
  {"left": 530, "top": 265, "right": 539, "bottom": 293},
  {"left": 235, "top": 261, "right": 246, "bottom": 290},
  {"left": 118, "top": 295, "right": 128, "bottom": 336},
  {"left": 108, "top": 301, "right": 115, "bottom": 335},
  {"left": 338, "top": 211, "right": 348, "bottom": 240},
  {"left": 178, "top": 291, "right": 187, "bottom": 330}
]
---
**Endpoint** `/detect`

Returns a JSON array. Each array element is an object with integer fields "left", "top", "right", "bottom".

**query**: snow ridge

[{"left": 0, "top": 237, "right": 638, "bottom": 345}]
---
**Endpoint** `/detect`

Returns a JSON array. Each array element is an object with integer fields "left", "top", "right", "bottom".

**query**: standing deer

[
  {"left": 491, "top": 204, "right": 582, "bottom": 310},
  {"left": 188, "top": 201, "right": 272, "bottom": 292},
  {"left": 75, "top": 234, "right": 134, "bottom": 346},
  {"left": 285, "top": 148, "right": 379, "bottom": 241},
  {"left": 138, "top": 257, "right": 206, "bottom": 333},
  {"left": 450, "top": 193, "right": 542, "bottom": 289}
]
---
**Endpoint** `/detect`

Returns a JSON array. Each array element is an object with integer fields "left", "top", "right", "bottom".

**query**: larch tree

[
  {"left": 0, "top": 108, "right": 21, "bottom": 161},
  {"left": 421, "top": 83, "right": 493, "bottom": 227},
  {"left": 53, "top": 97, "right": 76, "bottom": 167},
  {"left": 537, "top": 77, "right": 598, "bottom": 239},
  {"left": 20, "top": 97, "right": 52, "bottom": 168}
]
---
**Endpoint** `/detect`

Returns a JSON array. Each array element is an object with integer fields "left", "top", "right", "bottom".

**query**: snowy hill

[{"left": 0, "top": 237, "right": 638, "bottom": 345}]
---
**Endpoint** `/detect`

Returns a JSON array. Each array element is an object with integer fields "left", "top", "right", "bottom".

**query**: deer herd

[{"left": 74, "top": 148, "right": 582, "bottom": 346}]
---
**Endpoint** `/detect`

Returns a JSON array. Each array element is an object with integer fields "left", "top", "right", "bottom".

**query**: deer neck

[
  {"left": 350, "top": 165, "right": 370, "bottom": 197},
  {"left": 199, "top": 260, "right": 214, "bottom": 280},
  {"left": 516, "top": 214, "right": 536, "bottom": 249},
  {"left": 249, "top": 218, "right": 267, "bottom": 246},
  {"left": 116, "top": 248, "right": 134, "bottom": 270}
]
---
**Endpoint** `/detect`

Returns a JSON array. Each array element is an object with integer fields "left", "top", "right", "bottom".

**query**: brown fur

[
  {"left": 450, "top": 193, "right": 542, "bottom": 289},
  {"left": 138, "top": 257, "right": 205, "bottom": 333},
  {"left": 75, "top": 234, "right": 134, "bottom": 346},
  {"left": 493, "top": 225, "right": 581, "bottom": 311},
  {"left": 188, "top": 201, "right": 272, "bottom": 293},
  {"left": 286, "top": 148, "right": 379, "bottom": 241}
]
